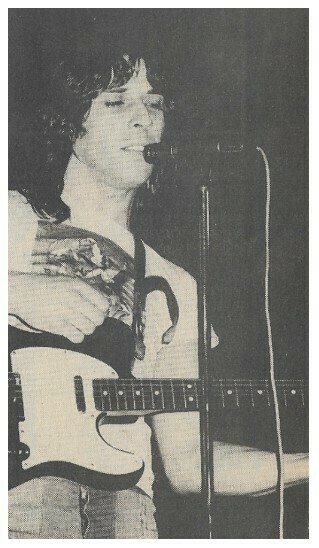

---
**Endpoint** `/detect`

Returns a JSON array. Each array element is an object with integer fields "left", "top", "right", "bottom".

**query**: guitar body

[
  {"left": 9, "top": 321, "right": 308, "bottom": 492},
  {"left": 9, "top": 320, "right": 144, "bottom": 491}
]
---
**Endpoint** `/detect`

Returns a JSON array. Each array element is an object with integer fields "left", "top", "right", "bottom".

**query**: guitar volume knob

[{"left": 18, "top": 443, "right": 30, "bottom": 461}]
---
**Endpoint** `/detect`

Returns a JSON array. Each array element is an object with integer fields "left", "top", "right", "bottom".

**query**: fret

[
  {"left": 170, "top": 380, "right": 176, "bottom": 411},
  {"left": 159, "top": 381, "right": 165, "bottom": 409},
  {"left": 117, "top": 379, "right": 128, "bottom": 411},
  {"left": 173, "top": 381, "right": 189, "bottom": 411},
  {"left": 90, "top": 378, "right": 308, "bottom": 413},
  {"left": 219, "top": 379, "right": 225, "bottom": 408},
  {"left": 182, "top": 382, "right": 187, "bottom": 409},
  {"left": 234, "top": 381, "right": 240, "bottom": 408},
  {"left": 233, "top": 382, "right": 259, "bottom": 409},
  {"left": 249, "top": 380, "right": 255, "bottom": 407},
  {"left": 194, "top": 382, "right": 199, "bottom": 409},
  {"left": 265, "top": 379, "right": 271, "bottom": 406},
  {"left": 92, "top": 380, "right": 101, "bottom": 411},
  {"left": 299, "top": 379, "right": 305, "bottom": 407},
  {"left": 148, "top": 380, "right": 155, "bottom": 410},
  {"left": 98, "top": 381, "right": 104, "bottom": 411},
  {"left": 235, "top": 381, "right": 287, "bottom": 409},
  {"left": 254, "top": 382, "right": 270, "bottom": 408},
  {"left": 151, "top": 381, "right": 165, "bottom": 410},
  {"left": 130, "top": 380, "right": 145, "bottom": 411},
  {"left": 140, "top": 380, "right": 156, "bottom": 410},
  {"left": 223, "top": 380, "right": 240, "bottom": 409},
  {"left": 140, "top": 380, "right": 145, "bottom": 411},
  {"left": 103, "top": 381, "right": 112, "bottom": 411},
  {"left": 164, "top": 380, "right": 177, "bottom": 410},
  {"left": 114, "top": 381, "right": 120, "bottom": 410},
  {"left": 184, "top": 381, "right": 199, "bottom": 410},
  {"left": 134, "top": 379, "right": 145, "bottom": 411},
  {"left": 278, "top": 385, "right": 304, "bottom": 408},
  {"left": 93, "top": 380, "right": 110, "bottom": 411},
  {"left": 287, "top": 386, "right": 299, "bottom": 408},
  {"left": 108, "top": 380, "right": 120, "bottom": 411},
  {"left": 130, "top": 379, "right": 136, "bottom": 411}
]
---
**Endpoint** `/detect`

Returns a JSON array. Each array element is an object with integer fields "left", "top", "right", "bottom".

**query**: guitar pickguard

[{"left": 8, "top": 321, "right": 143, "bottom": 491}]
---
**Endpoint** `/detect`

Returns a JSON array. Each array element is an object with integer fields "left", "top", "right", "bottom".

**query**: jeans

[{"left": 8, "top": 477, "right": 158, "bottom": 539}]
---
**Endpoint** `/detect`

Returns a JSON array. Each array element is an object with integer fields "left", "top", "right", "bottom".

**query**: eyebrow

[{"left": 105, "top": 87, "right": 156, "bottom": 94}]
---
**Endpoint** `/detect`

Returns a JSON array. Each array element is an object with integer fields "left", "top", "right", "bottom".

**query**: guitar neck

[{"left": 92, "top": 378, "right": 308, "bottom": 413}]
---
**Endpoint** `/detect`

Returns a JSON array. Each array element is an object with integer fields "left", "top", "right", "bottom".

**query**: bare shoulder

[
  {"left": 145, "top": 243, "right": 219, "bottom": 350},
  {"left": 9, "top": 191, "right": 39, "bottom": 271},
  {"left": 9, "top": 190, "right": 36, "bottom": 221},
  {"left": 144, "top": 243, "right": 197, "bottom": 297}
]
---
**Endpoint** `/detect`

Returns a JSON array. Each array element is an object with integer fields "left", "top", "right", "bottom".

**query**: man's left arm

[
  {"left": 150, "top": 411, "right": 309, "bottom": 496},
  {"left": 150, "top": 342, "right": 309, "bottom": 496}
]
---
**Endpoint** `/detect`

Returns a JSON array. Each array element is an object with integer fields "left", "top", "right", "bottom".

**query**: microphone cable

[{"left": 257, "top": 146, "right": 285, "bottom": 539}]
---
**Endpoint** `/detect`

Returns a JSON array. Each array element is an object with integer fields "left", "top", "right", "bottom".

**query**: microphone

[{"left": 143, "top": 137, "right": 257, "bottom": 165}]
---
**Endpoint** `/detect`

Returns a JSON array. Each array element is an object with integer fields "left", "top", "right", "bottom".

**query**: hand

[
  {"left": 282, "top": 452, "right": 309, "bottom": 488},
  {"left": 9, "top": 272, "right": 110, "bottom": 343}
]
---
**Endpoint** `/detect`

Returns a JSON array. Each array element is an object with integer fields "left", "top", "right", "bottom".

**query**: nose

[{"left": 129, "top": 101, "right": 153, "bottom": 128}]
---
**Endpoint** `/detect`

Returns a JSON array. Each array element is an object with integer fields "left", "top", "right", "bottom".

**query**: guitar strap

[{"left": 132, "top": 237, "right": 180, "bottom": 362}]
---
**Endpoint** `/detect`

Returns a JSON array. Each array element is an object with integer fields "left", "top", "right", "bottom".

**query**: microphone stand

[
  {"left": 197, "top": 181, "right": 216, "bottom": 539},
  {"left": 144, "top": 142, "right": 236, "bottom": 537},
  {"left": 196, "top": 146, "right": 241, "bottom": 538}
]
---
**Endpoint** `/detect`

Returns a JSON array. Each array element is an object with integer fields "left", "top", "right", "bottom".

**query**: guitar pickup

[{"left": 74, "top": 376, "right": 86, "bottom": 412}]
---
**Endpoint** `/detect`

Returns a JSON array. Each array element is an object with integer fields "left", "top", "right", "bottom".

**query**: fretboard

[{"left": 92, "top": 378, "right": 308, "bottom": 413}]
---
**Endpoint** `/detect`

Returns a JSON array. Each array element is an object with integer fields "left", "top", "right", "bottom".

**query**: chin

[
  {"left": 122, "top": 178, "right": 149, "bottom": 191},
  {"left": 120, "top": 167, "right": 153, "bottom": 189},
  {"left": 108, "top": 174, "right": 150, "bottom": 191}
]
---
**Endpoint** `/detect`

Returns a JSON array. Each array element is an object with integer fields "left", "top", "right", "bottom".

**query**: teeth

[{"left": 124, "top": 146, "right": 144, "bottom": 152}]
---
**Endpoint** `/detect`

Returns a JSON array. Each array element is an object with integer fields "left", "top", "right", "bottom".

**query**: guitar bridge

[{"left": 9, "top": 372, "right": 25, "bottom": 421}]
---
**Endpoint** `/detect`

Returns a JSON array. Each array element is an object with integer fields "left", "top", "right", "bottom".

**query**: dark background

[{"left": 9, "top": 8, "right": 308, "bottom": 538}]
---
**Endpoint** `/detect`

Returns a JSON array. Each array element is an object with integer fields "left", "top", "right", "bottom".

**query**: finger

[
  {"left": 63, "top": 323, "right": 85, "bottom": 344},
  {"left": 69, "top": 311, "right": 97, "bottom": 336},
  {"left": 71, "top": 301, "right": 107, "bottom": 328},
  {"left": 84, "top": 308, "right": 106, "bottom": 327},
  {"left": 74, "top": 281, "right": 111, "bottom": 313}
]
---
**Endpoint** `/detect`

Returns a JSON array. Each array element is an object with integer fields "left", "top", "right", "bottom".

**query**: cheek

[
  {"left": 153, "top": 112, "right": 165, "bottom": 135},
  {"left": 74, "top": 124, "right": 114, "bottom": 166}
]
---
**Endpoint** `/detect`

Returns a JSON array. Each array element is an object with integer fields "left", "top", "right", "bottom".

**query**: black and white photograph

[{"left": 7, "top": 8, "right": 309, "bottom": 539}]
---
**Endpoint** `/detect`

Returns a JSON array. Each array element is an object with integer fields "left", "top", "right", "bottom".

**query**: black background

[{"left": 9, "top": 8, "right": 308, "bottom": 538}]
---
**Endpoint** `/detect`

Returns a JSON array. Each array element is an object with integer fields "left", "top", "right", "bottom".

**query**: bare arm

[
  {"left": 150, "top": 341, "right": 308, "bottom": 496},
  {"left": 9, "top": 271, "right": 111, "bottom": 343},
  {"left": 150, "top": 411, "right": 308, "bottom": 496}
]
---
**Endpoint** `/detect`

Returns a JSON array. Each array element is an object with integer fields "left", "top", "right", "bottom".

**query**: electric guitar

[{"left": 9, "top": 322, "right": 308, "bottom": 492}]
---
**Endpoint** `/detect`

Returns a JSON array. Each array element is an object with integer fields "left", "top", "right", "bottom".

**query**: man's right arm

[
  {"left": 9, "top": 191, "right": 111, "bottom": 342},
  {"left": 9, "top": 271, "right": 111, "bottom": 343}
]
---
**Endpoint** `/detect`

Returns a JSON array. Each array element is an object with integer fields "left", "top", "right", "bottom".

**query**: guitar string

[{"left": 8, "top": 371, "right": 306, "bottom": 386}]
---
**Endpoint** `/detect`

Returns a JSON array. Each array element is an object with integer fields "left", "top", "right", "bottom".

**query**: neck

[{"left": 62, "top": 154, "right": 137, "bottom": 229}]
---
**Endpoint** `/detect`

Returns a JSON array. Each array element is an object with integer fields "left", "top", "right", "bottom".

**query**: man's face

[{"left": 73, "top": 59, "right": 165, "bottom": 189}]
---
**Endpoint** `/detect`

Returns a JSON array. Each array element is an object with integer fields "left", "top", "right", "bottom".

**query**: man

[{"left": 8, "top": 52, "right": 308, "bottom": 538}]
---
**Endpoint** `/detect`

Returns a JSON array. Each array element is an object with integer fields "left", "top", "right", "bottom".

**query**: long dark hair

[{"left": 12, "top": 47, "right": 168, "bottom": 223}]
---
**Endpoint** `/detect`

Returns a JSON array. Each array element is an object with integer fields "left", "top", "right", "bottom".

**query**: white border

[{"left": 2, "top": 4, "right": 316, "bottom": 547}]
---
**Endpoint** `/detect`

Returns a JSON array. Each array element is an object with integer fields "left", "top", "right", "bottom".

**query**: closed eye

[
  {"left": 144, "top": 95, "right": 164, "bottom": 110},
  {"left": 104, "top": 100, "right": 124, "bottom": 107}
]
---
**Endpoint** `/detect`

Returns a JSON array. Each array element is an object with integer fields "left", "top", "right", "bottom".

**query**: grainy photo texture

[{"left": 8, "top": 8, "right": 309, "bottom": 539}]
